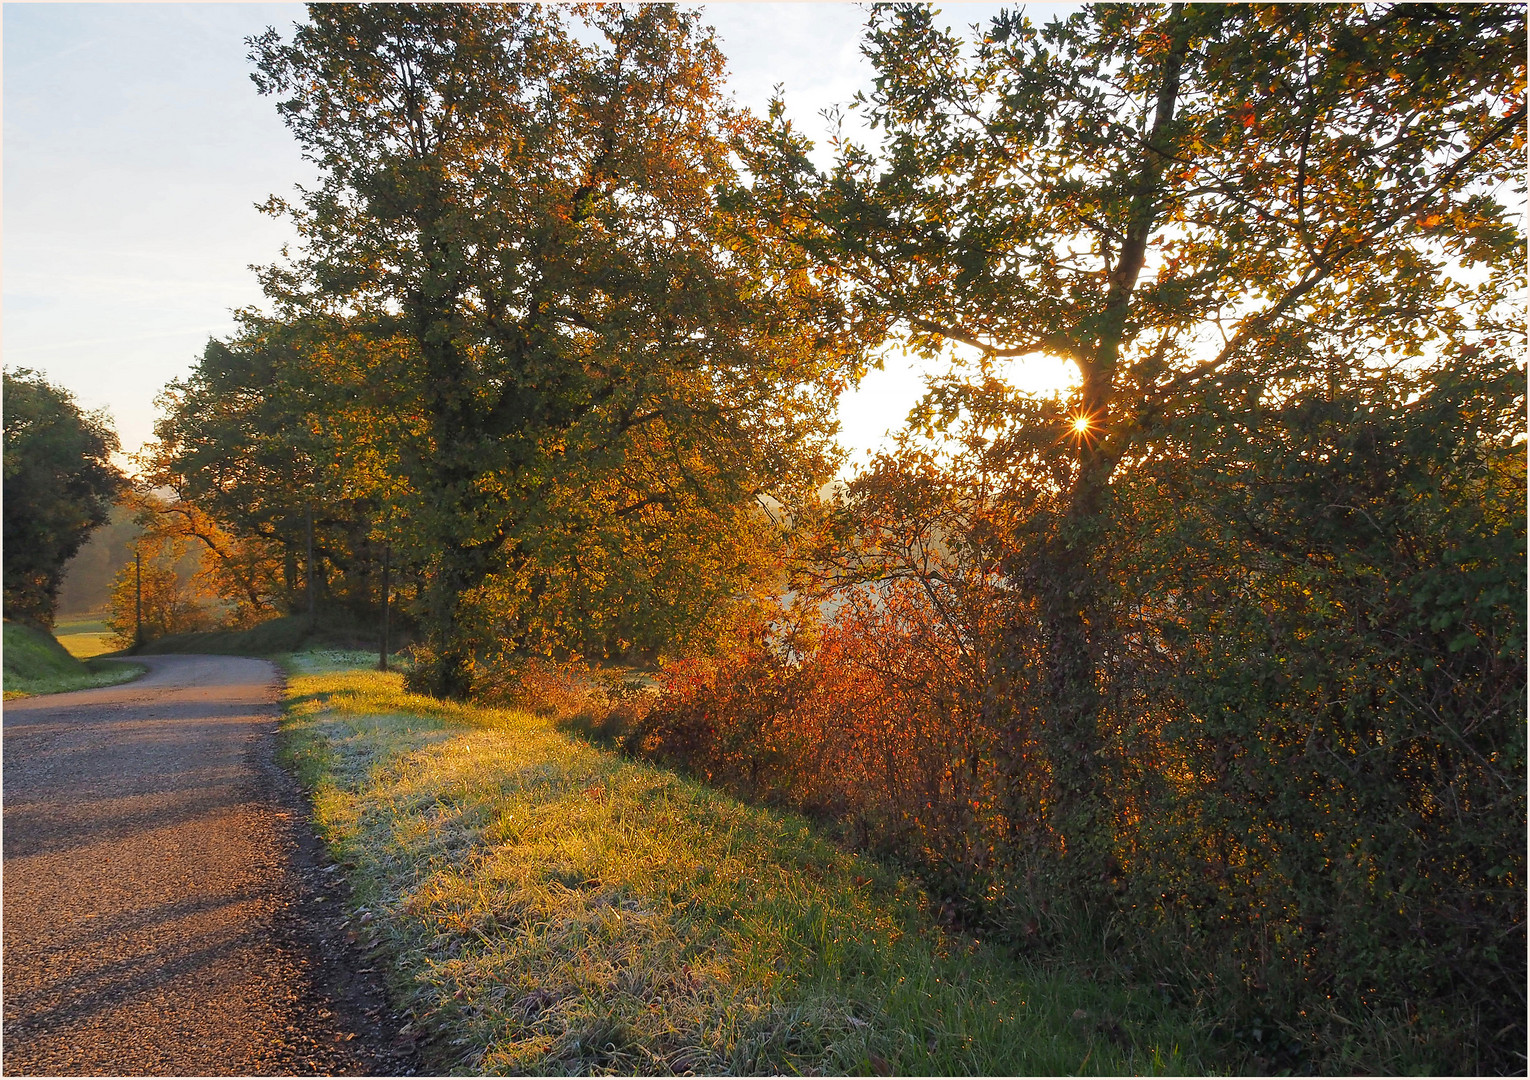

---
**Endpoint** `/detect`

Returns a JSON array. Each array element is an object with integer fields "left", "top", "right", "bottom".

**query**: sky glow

[{"left": 3, "top": 3, "right": 1076, "bottom": 473}]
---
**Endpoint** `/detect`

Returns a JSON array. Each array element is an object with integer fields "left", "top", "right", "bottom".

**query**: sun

[{"left": 1071, "top": 414, "right": 1091, "bottom": 435}]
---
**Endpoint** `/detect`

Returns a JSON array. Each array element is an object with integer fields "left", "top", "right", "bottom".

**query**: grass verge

[
  {"left": 135, "top": 615, "right": 319, "bottom": 656},
  {"left": 135, "top": 614, "right": 410, "bottom": 662},
  {"left": 279, "top": 650, "right": 1206, "bottom": 1075},
  {"left": 3, "top": 621, "right": 145, "bottom": 699}
]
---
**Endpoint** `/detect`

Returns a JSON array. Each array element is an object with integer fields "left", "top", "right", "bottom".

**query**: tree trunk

[
  {"left": 418, "top": 542, "right": 489, "bottom": 700},
  {"left": 284, "top": 542, "right": 299, "bottom": 611},
  {"left": 407, "top": 236, "right": 501, "bottom": 701},
  {"left": 1002, "top": 7, "right": 1190, "bottom": 894},
  {"left": 1029, "top": 383, "right": 1118, "bottom": 887}
]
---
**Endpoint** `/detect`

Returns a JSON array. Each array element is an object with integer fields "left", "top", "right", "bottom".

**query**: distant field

[{"left": 54, "top": 616, "right": 119, "bottom": 659}]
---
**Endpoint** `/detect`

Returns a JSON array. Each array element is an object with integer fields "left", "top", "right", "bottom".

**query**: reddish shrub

[{"left": 627, "top": 577, "right": 1040, "bottom": 901}]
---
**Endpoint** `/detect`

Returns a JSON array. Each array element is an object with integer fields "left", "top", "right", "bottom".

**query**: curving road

[{"left": 2, "top": 654, "right": 414, "bottom": 1076}]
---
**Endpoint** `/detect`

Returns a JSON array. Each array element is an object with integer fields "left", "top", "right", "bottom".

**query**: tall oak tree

[
  {"left": 247, "top": 4, "right": 870, "bottom": 696},
  {"left": 741, "top": 1, "right": 1526, "bottom": 869}
]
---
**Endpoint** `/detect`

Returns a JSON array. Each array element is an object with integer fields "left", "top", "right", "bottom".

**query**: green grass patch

[
  {"left": 279, "top": 651, "right": 1206, "bottom": 1075},
  {"left": 55, "top": 615, "right": 110, "bottom": 635},
  {"left": 3, "top": 621, "right": 144, "bottom": 699},
  {"left": 135, "top": 615, "right": 318, "bottom": 656},
  {"left": 136, "top": 614, "right": 409, "bottom": 663}
]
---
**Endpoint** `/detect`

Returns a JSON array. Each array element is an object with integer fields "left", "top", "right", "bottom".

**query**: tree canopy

[
  {"left": 741, "top": 0, "right": 1526, "bottom": 866},
  {"left": 3, "top": 368, "right": 126, "bottom": 627},
  {"left": 149, "top": 3, "right": 873, "bottom": 697},
  {"left": 700, "top": 3, "right": 1526, "bottom": 1058}
]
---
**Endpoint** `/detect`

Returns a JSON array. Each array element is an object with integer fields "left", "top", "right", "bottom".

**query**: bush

[
  {"left": 628, "top": 583, "right": 1027, "bottom": 911},
  {"left": 1103, "top": 363, "right": 1526, "bottom": 1067},
  {"left": 474, "top": 654, "right": 601, "bottom": 720}
]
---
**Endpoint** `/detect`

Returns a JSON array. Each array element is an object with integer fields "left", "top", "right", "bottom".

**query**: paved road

[{"left": 3, "top": 654, "right": 414, "bottom": 1076}]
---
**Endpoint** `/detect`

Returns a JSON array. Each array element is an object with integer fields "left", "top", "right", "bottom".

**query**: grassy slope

[
  {"left": 136, "top": 615, "right": 408, "bottom": 663},
  {"left": 3, "top": 621, "right": 144, "bottom": 699},
  {"left": 135, "top": 615, "right": 317, "bottom": 656},
  {"left": 280, "top": 651, "right": 1207, "bottom": 1076}
]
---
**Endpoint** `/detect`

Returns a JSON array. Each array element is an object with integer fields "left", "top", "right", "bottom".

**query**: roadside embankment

[
  {"left": 2, "top": 621, "right": 143, "bottom": 699},
  {"left": 278, "top": 650, "right": 1205, "bottom": 1075}
]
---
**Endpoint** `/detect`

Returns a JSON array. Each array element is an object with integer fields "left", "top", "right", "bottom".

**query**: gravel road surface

[{"left": 3, "top": 654, "right": 416, "bottom": 1076}]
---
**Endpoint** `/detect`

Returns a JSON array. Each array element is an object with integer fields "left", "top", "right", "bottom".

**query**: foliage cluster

[
  {"left": 147, "top": 3, "right": 869, "bottom": 698},
  {"left": 627, "top": 575, "right": 1010, "bottom": 879},
  {"left": 3, "top": 369, "right": 125, "bottom": 626},
  {"left": 144, "top": 323, "right": 414, "bottom": 636},
  {"left": 104, "top": 523, "right": 214, "bottom": 649},
  {"left": 101, "top": 489, "right": 304, "bottom": 649},
  {"left": 628, "top": 3, "right": 1526, "bottom": 1071}
]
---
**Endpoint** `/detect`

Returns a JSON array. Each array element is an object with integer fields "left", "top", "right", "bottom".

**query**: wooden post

[
  {"left": 306, "top": 505, "right": 315, "bottom": 632},
  {"left": 134, "top": 546, "right": 143, "bottom": 649},
  {"left": 379, "top": 544, "right": 391, "bottom": 672}
]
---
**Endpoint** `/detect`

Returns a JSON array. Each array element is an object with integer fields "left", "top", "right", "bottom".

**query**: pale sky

[{"left": 3, "top": 2, "right": 1077, "bottom": 472}]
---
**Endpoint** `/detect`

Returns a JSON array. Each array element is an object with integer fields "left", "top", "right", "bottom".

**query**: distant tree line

[{"left": 54, "top": 505, "right": 141, "bottom": 618}]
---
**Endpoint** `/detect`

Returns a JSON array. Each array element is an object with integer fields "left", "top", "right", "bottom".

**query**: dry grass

[{"left": 279, "top": 651, "right": 1205, "bottom": 1076}]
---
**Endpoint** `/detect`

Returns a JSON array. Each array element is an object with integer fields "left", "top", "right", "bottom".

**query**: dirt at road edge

[{"left": 254, "top": 667, "right": 424, "bottom": 1077}]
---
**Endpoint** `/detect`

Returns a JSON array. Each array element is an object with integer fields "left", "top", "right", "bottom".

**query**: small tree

[{"left": 106, "top": 531, "right": 216, "bottom": 648}]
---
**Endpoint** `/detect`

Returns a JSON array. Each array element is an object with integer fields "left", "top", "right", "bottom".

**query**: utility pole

[
  {"left": 379, "top": 544, "right": 391, "bottom": 672},
  {"left": 305, "top": 505, "right": 316, "bottom": 633},
  {"left": 134, "top": 546, "right": 143, "bottom": 649}
]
